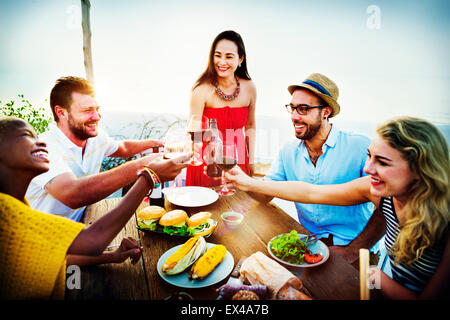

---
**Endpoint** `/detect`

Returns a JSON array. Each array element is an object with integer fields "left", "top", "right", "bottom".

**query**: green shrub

[{"left": 0, "top": 94, "right": 52, "bottom": 134}]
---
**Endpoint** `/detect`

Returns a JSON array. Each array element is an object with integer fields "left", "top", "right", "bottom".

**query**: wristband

[
  {"left": 143, "top": 166, "right": 161, "bottom": 189},
  {"left": 137, "top": 168, "right": 155, "bottom": 197}
]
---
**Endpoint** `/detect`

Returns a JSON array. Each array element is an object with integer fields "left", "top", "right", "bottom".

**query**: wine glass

[
  {"left": 163, "top": 127, "right": 191, "bottom": 188},
  {"left": 216, "top": 143, "right": 238, "bottom": 196},
  {"left": 163, "top": 126, "right": 192, "bottom": 160},
  {"left": 187, "top": 114, "right": 211, "bottom": 166}
]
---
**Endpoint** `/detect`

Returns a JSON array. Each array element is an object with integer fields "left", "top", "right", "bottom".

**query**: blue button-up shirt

[{"left": 265, "top": 125, "right": 374, "bottom": 245}]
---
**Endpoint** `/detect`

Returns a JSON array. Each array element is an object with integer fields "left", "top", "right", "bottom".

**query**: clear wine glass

[
  {"left": 216, "top": 142, "right": 238, "bottom": 196},
  {"left": 163, "top": 127, "right": 191, "bottom": 188},
  {"left": 163, "top": 126, "right": 191, "bottom": 160},
  {"left": 187, "top": 114, "right": 210, "bottom": 166}
]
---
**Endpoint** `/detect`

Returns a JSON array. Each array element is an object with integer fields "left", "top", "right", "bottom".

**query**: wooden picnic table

[{"left": 66, "top": 189, "right": 378, "bottom": 300}]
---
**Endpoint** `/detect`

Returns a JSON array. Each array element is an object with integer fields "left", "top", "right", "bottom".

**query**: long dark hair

[{"left": 192, "top": 30, "right": 251, "bottom": 90}]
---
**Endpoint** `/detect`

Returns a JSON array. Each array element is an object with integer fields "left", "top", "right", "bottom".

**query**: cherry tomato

[{"left": 304, "top": 253, "right": 323, "bottom": 264}]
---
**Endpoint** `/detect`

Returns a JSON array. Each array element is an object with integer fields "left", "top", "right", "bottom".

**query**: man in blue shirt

[{"left": 249, "top": 73, "right": 385, "bottom": 263}]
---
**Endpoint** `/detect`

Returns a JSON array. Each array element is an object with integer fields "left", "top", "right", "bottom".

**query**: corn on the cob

[
  {"left": 189, "top": 244, "right": 227, "bottom": 280},
  {"left": 162, "top": 236, "right": 206, "bottom": 275}
]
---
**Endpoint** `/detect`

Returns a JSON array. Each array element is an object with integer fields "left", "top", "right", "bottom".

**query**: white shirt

[{"left": 25, "top": 123, "right": 119, "bottom": 221}]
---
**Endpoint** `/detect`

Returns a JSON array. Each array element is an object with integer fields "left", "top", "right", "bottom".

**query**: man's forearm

[
  {"left": 63, "top": 158, "right": 142, "bottom": 208},
  {"left": 111, "top": 139, "right": 161, "bottom": 158},
  {"left": 332, "top": 208, "right": 386, "bottom": 263},
  {"left": 348, "top": 208, "right": 386, "bottom": 250}
]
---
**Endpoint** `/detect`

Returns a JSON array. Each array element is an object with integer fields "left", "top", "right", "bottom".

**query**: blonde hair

[{"left": 377, "top": 117, "right": 449, "bottom": 265}]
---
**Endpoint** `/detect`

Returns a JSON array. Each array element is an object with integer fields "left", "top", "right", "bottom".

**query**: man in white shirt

[{"left": 26, "top": 76, "right": 189, "bottom": 222}]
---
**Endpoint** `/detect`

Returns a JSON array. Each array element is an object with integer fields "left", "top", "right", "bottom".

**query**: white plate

[
  {"left": 164, "top": 186, "right": 219, "bottom": 207},
  {"left": 157, "top": 242, "right": 234, "bottom": 288}
]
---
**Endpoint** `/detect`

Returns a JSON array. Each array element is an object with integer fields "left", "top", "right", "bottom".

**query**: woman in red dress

[{"left": 186, "top": 30, "right": 257, "bottom": 188}]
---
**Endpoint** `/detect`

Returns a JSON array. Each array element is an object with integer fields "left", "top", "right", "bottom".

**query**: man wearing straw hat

[{"left": 252, "top": 73, "right": 385, "bottom": 263}]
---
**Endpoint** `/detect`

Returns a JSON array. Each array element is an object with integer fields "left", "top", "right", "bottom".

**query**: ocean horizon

[{"left": 100, "top": 110, "right": 450, "bottom": 164}]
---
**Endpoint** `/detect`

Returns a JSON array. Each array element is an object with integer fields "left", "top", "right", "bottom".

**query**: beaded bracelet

[
  {"left": 137, "top": 168, "right": 155, "bottom": 197},
  {"left": 144, "top": 166, "right": 161, "bottom": 189}
]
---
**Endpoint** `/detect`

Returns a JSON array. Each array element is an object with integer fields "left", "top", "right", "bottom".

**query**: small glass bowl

[{"left": 220, "top": 211, "right": 244, "bottom": 228}]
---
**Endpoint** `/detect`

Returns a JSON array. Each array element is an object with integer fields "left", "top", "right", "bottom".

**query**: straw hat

[{"left": 287, "top": 73, "right": 340, "bottom": 118}]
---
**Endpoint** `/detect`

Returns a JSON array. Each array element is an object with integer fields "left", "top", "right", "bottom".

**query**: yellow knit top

[{"left": 0, "top": 192, "right": 84, "bottom": 299}]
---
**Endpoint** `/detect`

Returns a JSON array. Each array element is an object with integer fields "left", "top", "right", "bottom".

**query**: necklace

[{"left": 215, "top": 76, "right": 240, "bottom": 101}]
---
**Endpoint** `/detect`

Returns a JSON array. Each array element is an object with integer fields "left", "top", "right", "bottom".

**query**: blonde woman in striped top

[{"left": 226, "top": 117, "right": 449, "bottom": 299}]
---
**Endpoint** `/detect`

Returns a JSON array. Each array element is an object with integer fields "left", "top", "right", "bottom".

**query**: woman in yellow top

[
  {"left": 226, "top": 117, "right": 449, "bottom": 299},
  {"left": 0, "top": 117, "right": 190, "bottom": 299}
]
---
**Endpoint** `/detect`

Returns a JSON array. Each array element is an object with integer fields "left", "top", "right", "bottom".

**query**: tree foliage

[{"left": 0, "top": 94, "right": 52, "bottom": 134}]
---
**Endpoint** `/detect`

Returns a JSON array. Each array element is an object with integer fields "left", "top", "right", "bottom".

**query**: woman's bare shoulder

[
  {"left": 240, "top": 78, "right": 256, "bottom": 88},
  {"left": 192, "top": 82, "right": 215, "bottom": 96},
  {"left": 240, "top": 79, "right": 257, "bottom": 98}
]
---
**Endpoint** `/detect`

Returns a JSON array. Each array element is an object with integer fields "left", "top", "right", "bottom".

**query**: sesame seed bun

[
  {"left": 187, "top": 211, "right": 212, "bottom": 228},
  {"left": 159, "top": 209, "right": 188, "bottom": 226},
  {"left": 138, "top": 206, "right": 167, "bottom": 220}
]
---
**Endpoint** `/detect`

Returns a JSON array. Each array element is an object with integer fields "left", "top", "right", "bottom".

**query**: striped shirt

[
  {"left": 380, "top": 197, "right": 447, "bottom": 293},
  {"left": 25, "top": 123, "right": 119, "bottom": 222}
]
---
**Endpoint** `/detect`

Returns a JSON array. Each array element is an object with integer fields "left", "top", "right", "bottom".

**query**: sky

[{"left": 1, "top": 0, "right": 449, "bottom": 124}]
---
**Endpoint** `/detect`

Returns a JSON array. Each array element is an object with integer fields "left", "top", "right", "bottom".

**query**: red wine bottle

[
  {"left": 149, "top": 146, "right": 165, "bottom": 207},
  {"left": 205, "top": 119, "right": 222, "bottom": 178}
]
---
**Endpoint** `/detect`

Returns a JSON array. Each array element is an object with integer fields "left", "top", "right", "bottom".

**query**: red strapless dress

[{"left": 186, "top": 106, "right": 250, "bottom": 187}]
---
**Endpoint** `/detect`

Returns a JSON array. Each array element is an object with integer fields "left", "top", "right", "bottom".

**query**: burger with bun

[
  {"left": 159, "top": 209, "right": 189, "bottom": 236},
  {"left": 187, "top": 211, "right": 216, "bottom": 237},
  {"left": 137, "top": 206, "right": 167, "bottom": 231}
]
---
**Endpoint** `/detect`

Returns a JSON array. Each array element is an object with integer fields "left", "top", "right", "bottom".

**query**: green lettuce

[{"left": 163, "top": 224, "right": 189, "bottom": 236}]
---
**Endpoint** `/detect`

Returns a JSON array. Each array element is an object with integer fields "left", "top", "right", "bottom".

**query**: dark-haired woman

[{"left": 186, "top": 30, "right": 257, "bottom": 187}]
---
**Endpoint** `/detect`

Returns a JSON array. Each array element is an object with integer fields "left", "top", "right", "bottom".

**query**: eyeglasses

[{"left": 285, "top": 104, "right": 326, "bottom": 115}]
